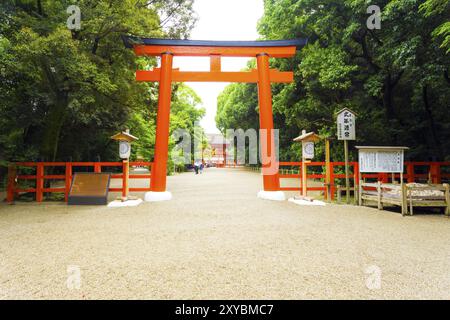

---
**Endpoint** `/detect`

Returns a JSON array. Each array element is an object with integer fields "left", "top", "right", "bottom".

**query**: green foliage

[
  {"left": 0, "top": 0, "right": 201, "bottom": 168},
  {"left": 216, "top": 80, "right": 259, "bottom": 131},
  {"left": 420, "top": 0, "right": 450, "bottom": 52},
  {"left": 300, "top": 43, "right": 358, "bottom": 90},
  {"left": 217, "top": 0, "right": 450, "bottom": 162}
]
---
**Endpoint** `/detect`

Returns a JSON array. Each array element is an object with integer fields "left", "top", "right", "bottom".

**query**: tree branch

[{"left": 353, "top": 30, "right": 381, "bottom": 71}]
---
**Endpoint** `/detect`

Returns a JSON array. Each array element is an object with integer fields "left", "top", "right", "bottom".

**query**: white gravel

[{"left": 0, "top": 168, "right": 449, "bottom": 300}]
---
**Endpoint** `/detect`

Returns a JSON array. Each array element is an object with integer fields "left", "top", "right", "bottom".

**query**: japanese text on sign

[
  {"left": 337, "top": 110, "right": 356, "bottom": 140},
  {"left": 359, "top": 150, "right": 404, "bottom": 173}
]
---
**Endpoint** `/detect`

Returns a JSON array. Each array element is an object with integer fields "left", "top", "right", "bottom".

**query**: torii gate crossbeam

[{"left": 123, "top": 36, "right": 307, "bottom": 201}]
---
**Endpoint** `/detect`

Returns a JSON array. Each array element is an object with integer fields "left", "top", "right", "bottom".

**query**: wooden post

[
  {"left": 401, "top": 183, "right": 408, "bottom": 216},
  {"left": 430, "top": 163, "right": 441, "bottom": 184},
  {"left": 6, "top": 164, "right": 17, "bottom": 204},
  {"left": 428, "top": 164, "right": 434, "bottom": 184},
  {"left": 223, "top": 143, "right": 226, "bottom": 167},
  {"left": 36, "top": 163, "right": 44, "bottom": 203},
  {"left": 409, "top": 187, "right": 414, "bottom": 216},
  {"left": 210, "top": 55, "right": 221, "bottom": 72},
  {"left": 325, "top": 139, "right": 331, "bottom": 201},
  {"left": 151, "top": 52, "right": 173, "bottom": 192},
  {"left": 65, "top": 163, "right": 72, "bottom": 202},
  {"left": 436, "top": 164, "right": 442, "bottom": 184},
  {"left": 330, "top": 162, "right": 335, "bottom": 201},
  {"left": 344, "top": 140, "right": 350, "bottom": 204},
  {"left": 337, "top": 185, "right": 341, "bottom": 203},
  {"left": 406, "top": 163, "right": 414, "bottom": 183},
  {"left": 358, "top": 180, "right": 363, "bottom": 206},
  {"left": 256, "top": 53, "right": 280, "bottom": 192},
  {"left": 122, "top": 159, "right": 129, "bottom": 199},
  {"left": 353, "top": 162, "right": 359, "bottom": 205},
  {"left": 301, "top": 159, "right": 308, "bottom": 196},
  {"left": 443, "top": 183, "right": 450, "bottom": 216},
  {"left": 94, "top": 162, "right": 101, "bottom": 173},
  {"left": 377, "top": 181, "right": 382, "bottom": 210},
  {"left": 298, "top": 164, "right": 302, "bottom": 194}
]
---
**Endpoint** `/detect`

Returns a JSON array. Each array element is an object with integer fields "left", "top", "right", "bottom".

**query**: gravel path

[{"left": 0, "top": 168, "right": 449, "bottom": 300}]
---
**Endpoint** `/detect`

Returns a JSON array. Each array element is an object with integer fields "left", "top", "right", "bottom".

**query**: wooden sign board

[
  {"left": 68, "top": 173, "right": 111, "bottom": 205},
  {"left": 357, "top": 147, "right": 409, "bottom": 173},
  {"left": 337, "top": 108, "right": 356, "bottom": 140}
]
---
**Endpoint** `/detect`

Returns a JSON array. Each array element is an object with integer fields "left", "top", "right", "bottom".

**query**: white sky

[{"left": 172, "top": 0, "right": 264, "bottom": 134}]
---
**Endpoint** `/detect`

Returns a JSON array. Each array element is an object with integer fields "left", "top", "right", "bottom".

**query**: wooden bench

[{"left": 358, "top": 181, "right": 450, "bottom": 216}]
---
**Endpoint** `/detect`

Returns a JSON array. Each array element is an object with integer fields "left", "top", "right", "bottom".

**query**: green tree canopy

[
  {"left": 0, "top": 0, "right": 202, "bottom": 165},
  {"left": 216, "top": 0, "right": 450, "bottom": 162}
]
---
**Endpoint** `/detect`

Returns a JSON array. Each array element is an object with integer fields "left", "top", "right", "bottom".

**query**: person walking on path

[{"left": 194, "top": 160, "right": 201, "bottom": 175}]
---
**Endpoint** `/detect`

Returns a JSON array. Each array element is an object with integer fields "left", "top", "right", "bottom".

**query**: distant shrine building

[{"left": 205, "top": 133, "right": 232, "bottom": 166}]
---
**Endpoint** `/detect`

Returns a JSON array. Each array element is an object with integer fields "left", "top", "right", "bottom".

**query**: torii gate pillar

[
  {"left": 151, "top": 53, "right": 173, "bottom": 192},
  {"left": 256, "top": 53, "right": 280, "bottom": 192}
]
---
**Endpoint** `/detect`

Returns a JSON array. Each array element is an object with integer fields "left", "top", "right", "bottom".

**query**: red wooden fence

[
  {"left": 6, "top": 162, "right": 153, "bottom": 203},
  {"left": 5, "top": 161, "right": 449, "bottom": 203}
]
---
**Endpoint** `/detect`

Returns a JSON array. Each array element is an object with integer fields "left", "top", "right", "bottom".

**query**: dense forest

[
  {"left": 0, "top": 0, "right": 204, "bottom": 171},
  {"left": 216, "top": 0, "right": 450, "bottom": 163}
]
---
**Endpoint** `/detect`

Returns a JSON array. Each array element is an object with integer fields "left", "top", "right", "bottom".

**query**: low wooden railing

[
  {"left": 6, "top": 161, "right": 153, "bottom": 203},
  {"left": 277, "top": 161, "right": 450, "bottom": 200},
  {"left": 358, "top": 181, "right": 450, "bottom": 216}
]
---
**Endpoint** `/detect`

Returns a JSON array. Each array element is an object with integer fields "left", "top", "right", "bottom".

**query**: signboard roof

[
  {"left": 111, "top": 130, "right": 139, "bottom": 142},
  {"left": 335, "top": 107, "right": 358, "bottom": 116},
  {"left": 293, "top": 130, "right": 321, "bottom": 143}
]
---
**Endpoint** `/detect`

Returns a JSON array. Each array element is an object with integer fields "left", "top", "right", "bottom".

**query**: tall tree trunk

[
  {"left": 422, "top": 85, "right": 443, "bottom": 160},
  {"left": 382, "top": 71, "right": 404, "bottom": 120},
  {"left": 40, "top": 94, "right": 68, "bottom": 161},
  {"left": 39, "top": 59, "right": 68, "bottom": 162},
  {"left": 383, "top": 74, "right": 395, "bottom": 118},
  {"left": 36, "top": 0, "right": 43, "bottom": 16}
]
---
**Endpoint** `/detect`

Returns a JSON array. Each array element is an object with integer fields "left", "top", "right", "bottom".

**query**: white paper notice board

[{"left": 357, "top": 147, "right": 408, "bottom": 173}]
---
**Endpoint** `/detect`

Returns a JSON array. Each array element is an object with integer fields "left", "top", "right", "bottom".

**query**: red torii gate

[{"left": 123, "top": 37, "right": 306, "bottom": 201}]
